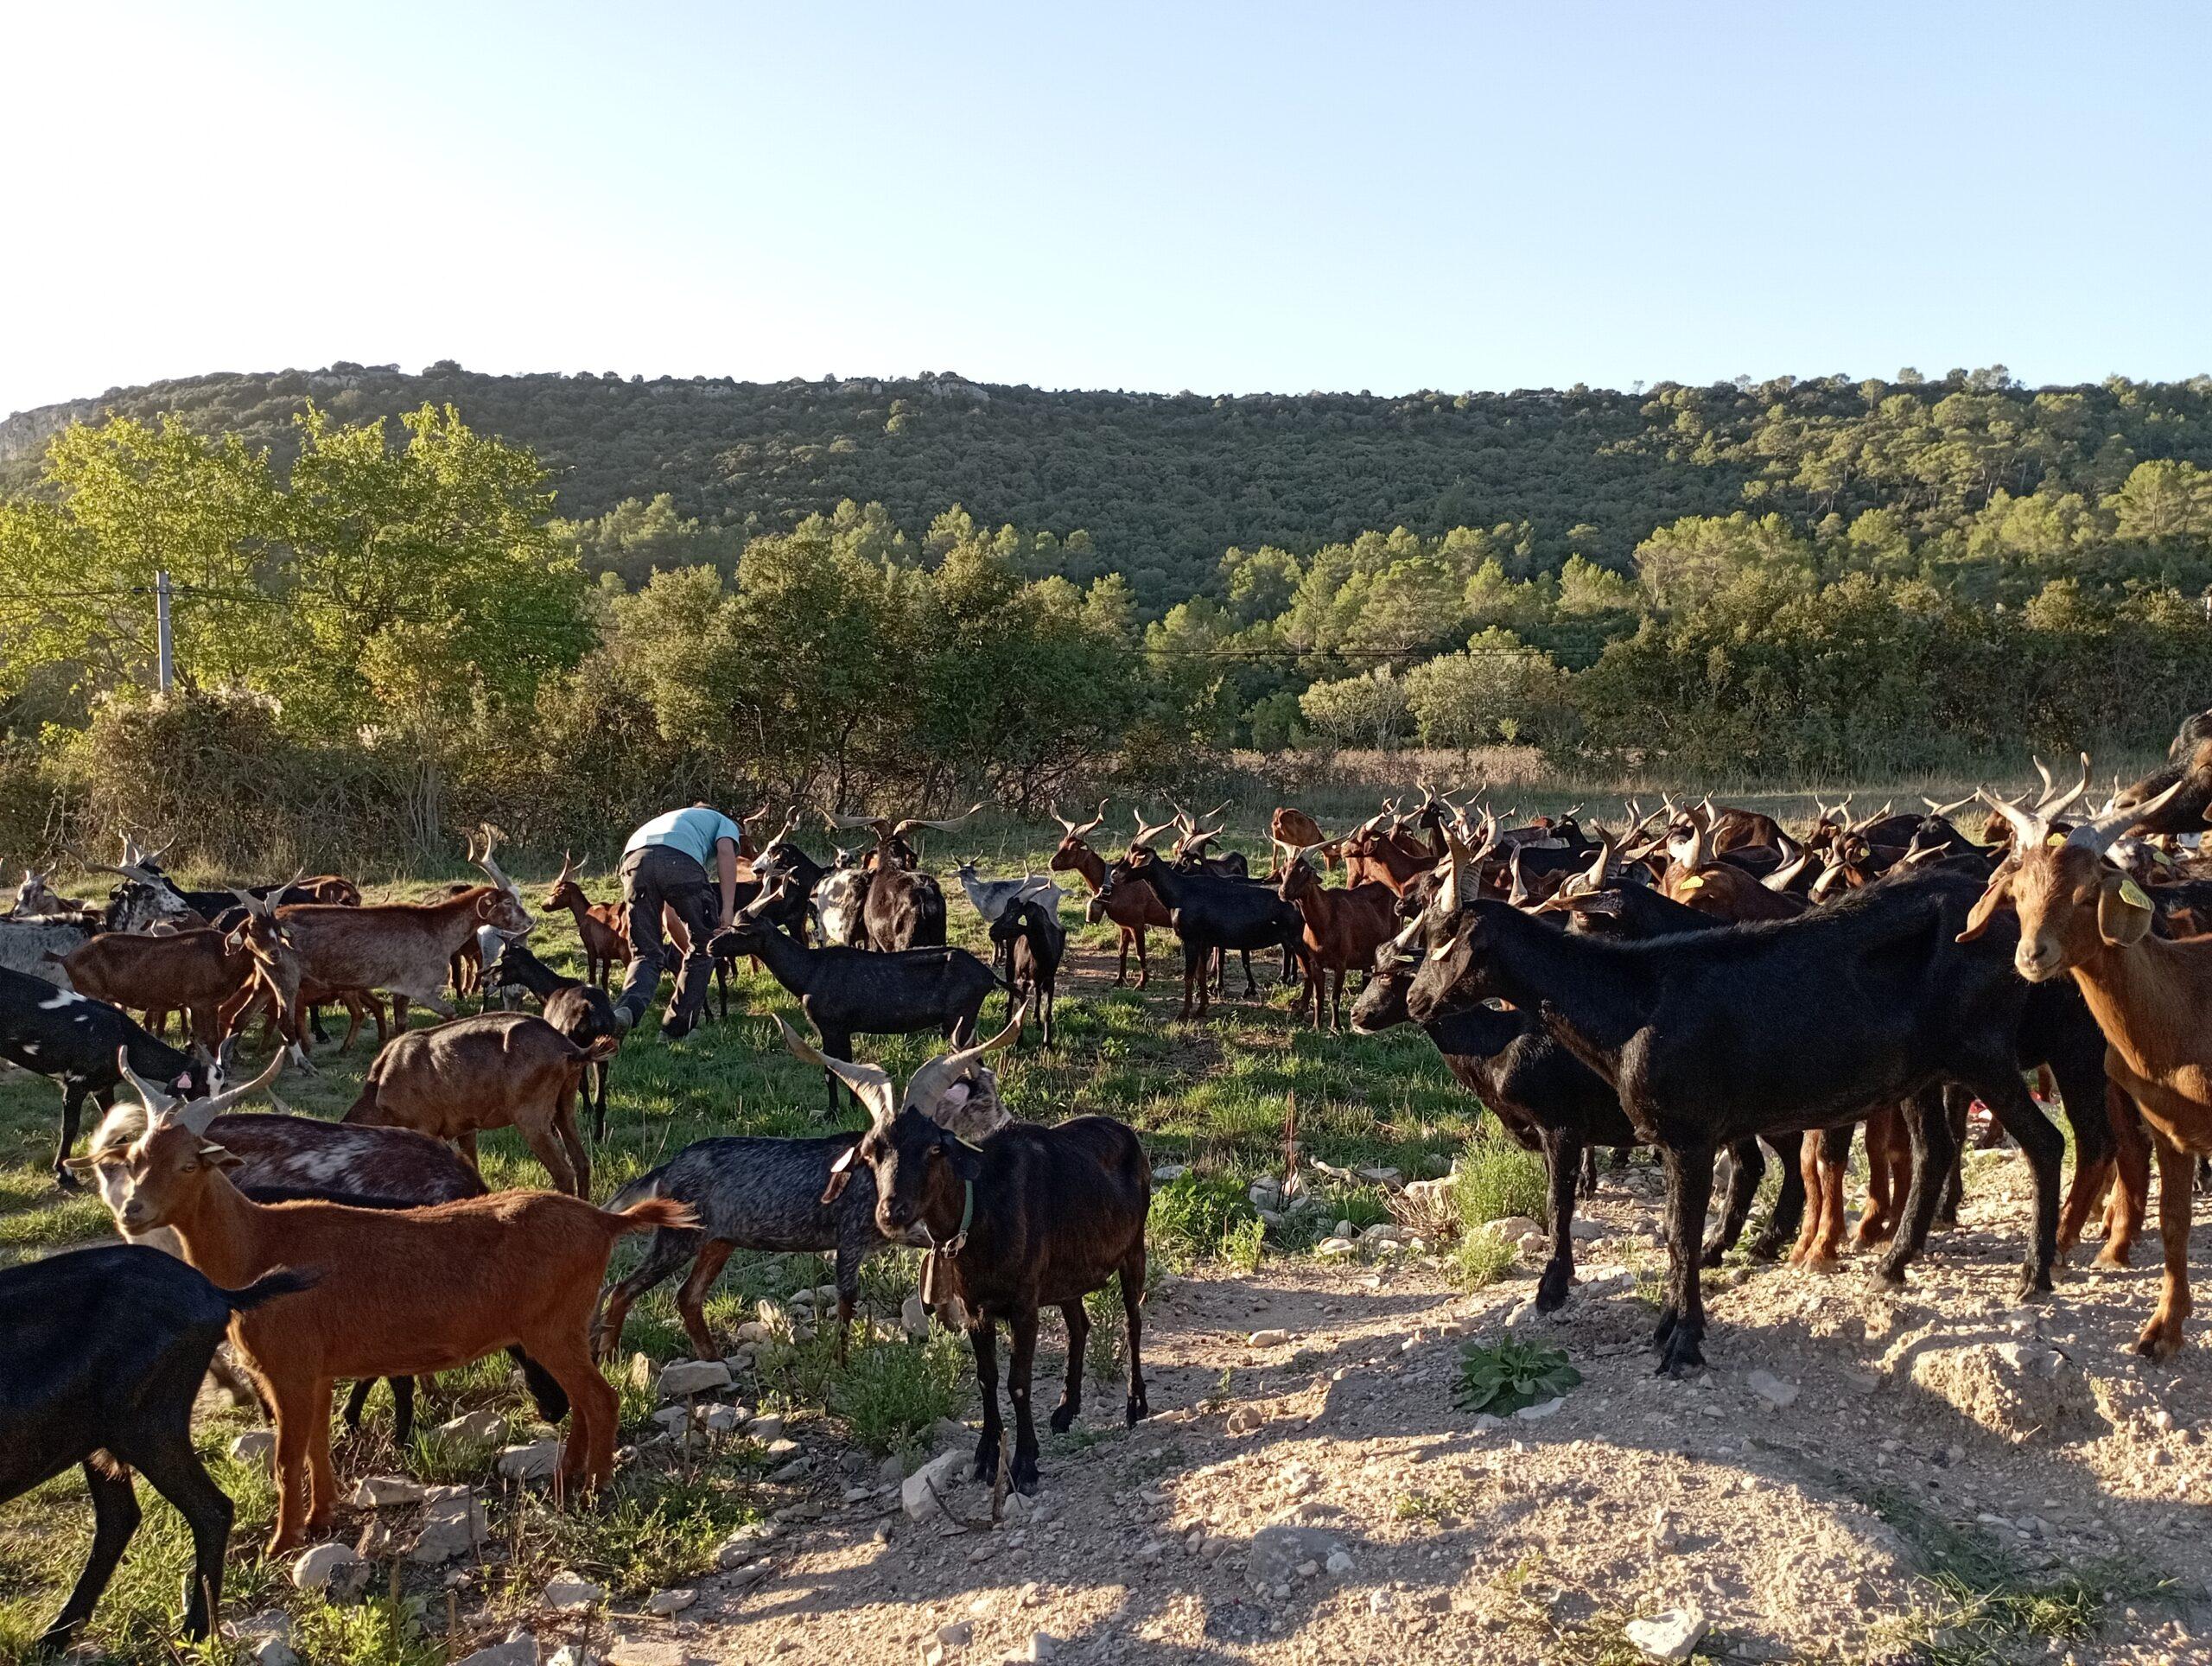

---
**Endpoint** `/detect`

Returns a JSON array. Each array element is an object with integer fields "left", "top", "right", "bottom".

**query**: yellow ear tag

[
  {"left": 2044, "top": 832, "right": 2067, "bottom": 848},
  {"left": 1678, "top": 874, "right": 1705, "bottom": 891},
  {"left": 2120, "top": 878, "right": 2152, "bottom": 910}
]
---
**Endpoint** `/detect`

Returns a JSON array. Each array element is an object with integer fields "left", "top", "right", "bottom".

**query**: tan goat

[
  {"left": 1961, "top": 771, "right": 2204, "bottom": 1356},
  {"left": 342, "top": 1012, "right": 615, "bottom": 1194},
  {"left": 73, "top": 1049, "right": 685, "bottom": 1552}
]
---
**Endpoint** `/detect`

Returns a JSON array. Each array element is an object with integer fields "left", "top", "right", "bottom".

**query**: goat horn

[
  {"left": 772, "top": 1015, "right": 899, "bottom": 1129},
  {"left": 893, "top": 804, "right": 983, "bottom": 838},
  {"left": 1131, "top": 810, "right": 1178, "bottom": 850},
  {"left": 1977, "top": 788, "right": 2049, "bottom": 852},
  {"left": 2066, "top": 772, "right": 2189, "bottom": 858},
  {"left": 555, "top": 850, "right": 578, "bottom": 885},
  {"left": 1923, "top": 793, "right": 1975, "bottom": 819},
  {"left": 1764, "top": 846, "right": 1812, "bottom": 893},
  {"left": 65, "top": 843, "right": 141, "bottom": 882},
  {"left": 115, "top": 1046, "right": 180, "bottom": 1117},
  {"left": 905, "top": 1002, "right": 1027, "bottom": 1121},
  {"left": 1506, "top": 845, "right": 1530, "bottom": 907},
  {"left": 2034, "top": 751, "right": 2092, "bottom": 819},
  {"left": 182, "top": 1049, "right": 286, "bottom": 1132},
  {"left": 1071, "top": 799, "right": 1108, "bottom": 839}
]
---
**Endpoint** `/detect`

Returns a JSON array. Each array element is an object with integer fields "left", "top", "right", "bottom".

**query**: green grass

[{"left": 0, "top": 843, "right": 1487, "bottom": 1662}]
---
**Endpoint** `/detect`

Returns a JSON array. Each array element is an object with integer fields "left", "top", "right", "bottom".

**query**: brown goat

[
  {"left": 1961, "top": 773, "right": 2207, "bottom": 1355},
  {"left": 543, "top": 853, "right": 631, "bottom": 988},
  {"left": 1276, "top": 855, "right": 1397, "bottom": 1028},
  {"left": 277, "top": 836, "right": 530, "bottom": 1030},
  {"left": 75, "top": 1057, "right": 684, "bottom": 1552},
  {"left": 1048, "top": 804, "right": 1171, "bottom": 986},
  {"left": 343, "top": 1012, "right": 615, "bottom": 1195},
  {"left": 60, "top": 930, "right": 257, "bottom": 1053},
  {"left": 1268, "top": 806, "right": 1332, "bottom": 875}
]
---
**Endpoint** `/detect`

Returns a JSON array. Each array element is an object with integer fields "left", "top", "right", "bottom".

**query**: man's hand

[{"left": 716, "top": 837, "right": 740, "bottom": 931}]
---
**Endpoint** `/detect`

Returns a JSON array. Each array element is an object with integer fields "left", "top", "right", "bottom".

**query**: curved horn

[
  {"left": 180, "top": 1049, "right": 287, "bottom": 1132},
  {"left": 1763, "top": 840, "right": 1812, "bottom": 893},
  {"left": 904, "top": 1002, "right": 1027, "bottom": 1120},
  {"left": 2034, "top": 751, "right": 2092, "bottom": 819},
  {"left": 1922, "top": 793, "right": 1975, "bottom": 820},
  {"left": 554, "top": 850, "right": 579, "bottom": 886},
  {"left": 472, "top": 824, "right": 519, "bottom": 897},
  {"left": 115, "top": 1046, "right": 180, "bottom": 1117},
  {"left": 1977, "top": 788, "right": 2049, "bottom": 852},
  {"left": 893, "top": 804, "right": 984, "bottom": 839},
  {"left": 2066, "top": 773, "right": 2189, "bottom": 859},
  {"left": 772, "top": 1015, "right": 898, "bottom": 1128},
  {"left": 66, "top": 843, "right": 151, "bottom": 883},
  {"left": 1131, "top": 809, "right": 1178, "bottom": 850},
  {"left": 1067, "top": 799, "right": 1108, "bottom": 839},
  {"left": 1506, "top": 845, "right": 1530, "bottom": 907}
]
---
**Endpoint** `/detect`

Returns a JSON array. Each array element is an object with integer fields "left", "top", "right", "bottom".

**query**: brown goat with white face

[
  {"left": 343, "top": 1012, "right": 615, "bottom": 1195},
  {"left": 75, "top": 1051, "right": 684, "bottom": 1553},
  {"left": 1960, "top": 772, "right": 2204, "bottom": 1357}
]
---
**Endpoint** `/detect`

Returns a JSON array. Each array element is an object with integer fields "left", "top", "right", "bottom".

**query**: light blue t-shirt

[{"left": 623, "top": 807, "right": 743, "bottom": 870}]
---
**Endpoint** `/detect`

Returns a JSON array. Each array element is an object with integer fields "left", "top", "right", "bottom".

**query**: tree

[{"left": 1299, "top": 667, "right": 1410, "bottom": 748}]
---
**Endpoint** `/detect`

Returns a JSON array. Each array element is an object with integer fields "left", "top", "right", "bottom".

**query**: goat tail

[
  {"left": 580, "top": 1035, "right": 620, "bottom": 1064},
  {"left": 604, "top": 1197, "right": 697, "bottom": 1237},
  {"left": 222, "top": 1266, "right": 320, "bottom": 1312},
  {"left": 604, "top": 1166, "right": 667, "bottom": 1214}
]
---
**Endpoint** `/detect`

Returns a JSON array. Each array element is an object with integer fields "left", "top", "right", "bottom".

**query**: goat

[
  {"left": 60, "top": 926, "right": 258, "bottom": 1056},
  {"left": 594, "top": 1132, "right": 903, "bottom": 1364},
  {"left": 488, "top": 935, "right": 621, "bottom": 1137},
  {"left": 1406, "top": 850, "right": 2075, "bottom": 1373},
  {"left": 954, "top": 860, "right": 1066, "bottom": 927},
  {"left": 1962, "top": 773, "right": 2212, "bottom": 1355},
  {"left": 825, "top": 805, "right": 977, "bottom": 950},
  {"left": 0, "top": 913, "right": 98, "bottom": 988},
  {"left": 988, "top": 893, "right": 1066, "bottom": 1046},
  {"left": 78, "top": 1064, "right": 688, "bottom": 1552},
  {"left": 8, "top": 865, "right": 96, "bottom": 921},
  {"left": 343, "top": 1012, "right": 614, "bottom": 1194},
  {"left": 2113, "top": 715, "right": 2212, "bottom": 835},
  {"left": 1268, "top": 805, "right": 1334, "bottom": 875},
  {"left": 784, "top": 1014, "right": 1147, "bottom": 1495},
  {"left": 543, "top": 852, "right": 630, "bottom": 987},
  {"left": 1, "top": 1245, "right": 313, "bottom": 1650},
  {"left": 812, "top": 862, "right": 870, "bottom": 948},
  {"left": 1098, "top": 845, "right": 1304, "bottom": 1021},
  {"left": 1338, "top": 803, "right": 1440, "bottom": 894},
  {"left": 276, "top": 833, "right": 531, "bottom": 1030},
  {"left": 0, "top": 965, "right": 215, "bottom": 1186},
  {"left": 1276, "top": 852, "right": 1398, "bottom": 1028},
  {"left": 1050, "top": 803, "right": 1171, "bottom": 986},
  {"left": 709, "top": 906, "right": 997, "bottom": 1116},
  {"left": 86, "top": 1089, "right": 566, "bottom": 1447}
]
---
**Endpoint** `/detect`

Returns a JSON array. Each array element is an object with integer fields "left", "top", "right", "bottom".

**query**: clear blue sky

[{"left": 4, "top": 3, "right": 2208, "bottom": 416}]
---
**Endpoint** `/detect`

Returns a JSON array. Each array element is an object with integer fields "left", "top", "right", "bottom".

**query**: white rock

[
  {"left": 764, "top": 1437, "right": 800, "bottom": 1457},
  {"left": 1516, "top": 1396, "right": 1565, "bottom": 1421},
  {"left": 435, "top": 1409, "right": 506, "bottom": 1445},
  {"left": 410, "top": 1485, "right": 487, "bottom": 1564},
  {"left": 1354, "top": 1166, "right": 1402, "bottom": 1186},
  {"left": 903, "top": 1449, "right": 967, "bottom": 1520},
  {"left": 937, "top": 1620, "right": 974, "bottom": 1645},
  {"left": 289, "top": 1542, "right": 363, "bottom": 1592},
  {"left": 1368, "top": 1588, "right": 1395, "bottom": 1615},
  {"left": 1568, "top": 1218, "right": 1606, "bottom": 1241},
  {"left": 1624, "top": 1605, "right": 1710, "bottom": 1662},
  {"left": 1247, "top": 1329, "right": 1290, "bottom": 1347},
  {"left": 230, "top": 1429, "right": 275, "bottom": 1466},
  {"left": 1316, "top": 1237, "right": 1357, "bottom": 1257},
  {"left": 1485, "top": 1213, "right": 1540, "bottom": 1239},
  {"left": 696, "top": 1403, "right": 743, "bottom": 1433},
  {"left": 240, "top": 1633, "right": 298, "bottom": 1666},
  {"left": 721, "top": 1557, "right": 772, "bottom": 1587},
  {"left": 658, "top": 1359, "right": 732, "bottom": 1399},
  {"left": 1224, "top": 1405, "right": 1263, "bottom": 1435},
  {"left": 348, "top": 1473, "right": 426, "bottom": 1509},
  {"left": 455, "top": 1637, "right": 537, "bottom": 1666},
  {"left": 922, "top": 1644, "right": 945, "bottom": 1666},
  {"left": 769, "top": 1459, "right": 811, "bottom": 1483},
  {"left": 645, "top": 1588, "right": 696, "bottom": 1616},
  {"left": 747, "top": 1415, "right": 785, "bottom": 1442},
  {"left": 1746, "top": 1370, "right": 1799, "bottom": 1409},
  {"left": 902, "top": 1293, "right": 931, "bottom": 1339},
  {"left": 1151, "top": 1163, "right": 1187, "bottom": 1181},
  {"left": 1358, "top": 1223, "right": 1406, "bottom": 1244},
  {"left": 498, "top": 1440, "right": 563, "bottom": 1481},
  {"left": 1334, "top": 1218, "right": 1357, "bottom": 1238},
  {"left": 1516, "top": 1231, "right": 1548, "bottom": 1259},
  {"left": 1325, "top": 1549, "right": 1354, "bottom": 1574},
  {"left": 543, "top": 1572, "right": 605, "bottom": 1611},
  {"left": 1022, "top": 1634, "right": 1056, "bottom": 1663},
  {"left": 545, "top": 1649, "right": 594, "bottom": 1666}
]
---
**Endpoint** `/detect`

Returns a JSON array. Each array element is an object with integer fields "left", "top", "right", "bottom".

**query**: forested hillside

[{"left": 8, "top": 364, "right": 2209, "bottom": 606}]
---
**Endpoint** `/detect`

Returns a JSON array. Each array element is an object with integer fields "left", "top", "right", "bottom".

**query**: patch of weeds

[
  {"left": 1311, "top": 1179, "right": 1389, "bottom": 1231},
  {"left": 1201, "top": 1367, "right": 1233, "bottom": 1412},
  {"left": 1452, "top": 1338, "right": 1580, "bottom": 1415},
  {"left": 1455, "top": 1129, "right": 1547, "bottom": 1230},
  {"left": 1083, "top": 1283, "right": 1128, "bottom": 1383},
  {"left": 1453, "top": 1224, "right": 1518, "bottom": 1289},
  {"left": 1393, "top": 1489, "right": 1454, "bottom": 1522},
  {"left": 531, "top": 1475, "right": 760, "bottom": 1599},
  {"left": 293, "top": 1592, "right": 442, "bottom": 1666},
  {"left": 829, "top": 1331, "right": 966, "bottom": 1454},
  {"left": 1220, "top": 1215, "right": 1266, "bottom": 1273},
  {"left": 1148, "top": 1170, "right": 1254, "bottom": 1264}
]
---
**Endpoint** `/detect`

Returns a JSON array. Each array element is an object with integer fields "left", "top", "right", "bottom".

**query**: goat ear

[
  {"left": 200, "top": 1141, "right": 243, "bottom": 1169},
  {"left": 62, "top": 1153, "right": 100, "bottom": 1176},
  {"left": 1956, "top": 868, "right": 2014, "bottom": 942},
  {"left": 2097, "top": 873, "right": 2156, "bottom": 947},
  {"left": 821, "top": 1142, "right": 859, "bottom": 1205}
]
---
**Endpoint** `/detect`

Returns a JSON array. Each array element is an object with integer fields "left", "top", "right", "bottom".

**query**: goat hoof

[
  {"left": 1656, "top": 1334, "right": 1705, "bottom": 1376},
  {"left": 1535, "top": 1273, "right": 1570, "bottom": 1313},
  {"left": 2134, "top": 1324, "right": 2182, "bottom": 1359},
  {"left": 51, "top": 1167, "right": 83, "bottom": 1194},
  {"left": 1011, "top": 1459, "right": 1040, "bottom": 1496},
  {"left": 1697, "top": 1241, "right": 1727, "bottom": 1270},
  {"left": 1126, "top": 1395, "right": 1148, "bottom": 1427},
  {"left": 1048, "top": 1404, "right": 1077, "bottom": 1434},
  {"left": 972, "top": 1440, "right": 999, "bottom": 1485}
]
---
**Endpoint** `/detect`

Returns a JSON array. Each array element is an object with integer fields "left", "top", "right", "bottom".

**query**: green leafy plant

[
  {"left": 1220, "top": 1215, "right": 1266, "bottom": 1273},
  {"left": 1452, "top": 1339, "right": 1581, "bottom": 1416},
  {"left": 1148, "top": 1170, "right": 1254, "bottom": 1263}
]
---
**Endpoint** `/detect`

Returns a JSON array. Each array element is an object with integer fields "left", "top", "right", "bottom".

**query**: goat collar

[{"left": 928, "top": 1179, "right": 976, "bottom": 1256}]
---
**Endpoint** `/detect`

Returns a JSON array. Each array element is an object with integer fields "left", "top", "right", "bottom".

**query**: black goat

[
  {"left": 1100, "top": 849, "right": 1304, "bottom": 1020},
  {"left": 594, "top": 1134, "right": 895, "bottom": 1363},
  {"left": 1, "top": 1245, "right": 313, "bottom": 1650},
  {"left": 988, "top": 894, "right": 1065, "bottom": 1046},
  {"left": 1407, "top": 866, "right": 2069, "bottom": 1374},
  {"left": 709, "top": 919, "right": 996, "bottom": 1116},
  {"left": 490, "top": 936, "right": 621, "bottom": 1136},
  {"left": 787, "top": 1019, "right": 1149, "bottom": 1496},
  {"left": 0, "top": 966, "right": 213, "bottom": 1186}
]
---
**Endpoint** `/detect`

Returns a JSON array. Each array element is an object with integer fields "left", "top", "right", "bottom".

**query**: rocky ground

[{"left": 416, "top": 1152, "right": 2212, "bottom": 1666}]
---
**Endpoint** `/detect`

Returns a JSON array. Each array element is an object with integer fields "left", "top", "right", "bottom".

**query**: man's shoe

[
  {"left": 661, "top": 1012, "right": 698, "bottom": 1042},
  {"left": 610, "top": 1002, "right": 640, "bottom": 1033}
]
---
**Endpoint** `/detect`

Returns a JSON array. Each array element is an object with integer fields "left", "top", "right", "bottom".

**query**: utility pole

[{"left": 154, "top": 569, "right": 175, "bottom": 693}]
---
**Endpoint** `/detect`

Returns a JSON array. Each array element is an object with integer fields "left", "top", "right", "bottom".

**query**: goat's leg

[
  {"left": 1006, "top": 1309, "right": 1042, "bottom": 1495},
  {"left": 36, "top": 1459, "right": 140, "bottom": 1650},
  {"left": 2050, "top": 1037, "right": 2115, "bottom": 1255},
  {"left": 390, "top": 993, "right": 410, "bottom": 1033},
  {"left": 2101, "top": 1083, "right": 2150, "bottom": 1267},
  {"left": 1052, "top": 1300, "right": 1089, "bottom": 1433},
  {"left": 455, "top": 1130, "right": 480, "bottom": 1173},
  {"left": 1133, "top": 926, "right": 1149, "bottom": 989},
  {"left": 1748, "top": 1136, "right": 1807, "bottom": 1261},
  {"left": 593, "top": 1227, "right": 702, "bottom": 1362},
  {"left": 1656, "top": 1146, "right": 1715, "bottom": 1375},
  {"left": 2137, "top": 1124, "right": 2196, "bottom": 1358},
  {"left": 1114, "top": 926, "right": 1132, "bottom": 986},
  {"left": 1330, "top": 964, "right": 1345, "bottom": 1030},
  {"left": 389, "top": 1377, "right": 416, "bottom": 1448},
  {"left": 1240, "top": 949, "right": 1256, "bottom": 998},
  {"left": 1704, "top": 1137, "right": 1763, "bottom": 1264},
  {"left": 53, "top": 1078, "right": 92, "bottom": 1187},
  {"left": 1808, "top": 1124, "right": 1853, "bottom": 1269},
  {"left": 1855, "top": 1107, "right": 1899, "bottom": 1246},
  {"left": 557, "top": 1099, "right": 592, "bottom": 1194},
  {"left": 522, "top": 1118, "right": 583, "bottom": 1197},
  {"left": 1789, "top": 1131, "right": 1825, "bottom": 1264},
  {"left": 1577, "top": 1142, "right": 1599, "bottom": 1201},
  {"left": 302, "top": 1377, "right": 340, "bottom": 1536},
  {"left": 1878, "top": 1084, "right": 1955, "bottom": 1285},
  {"left": 537, "top": 1332, "right": 617, "bottom": 1491},
  {"left": 1535, "top": 1127, "right": 1583, "bottom": 1313},
  {"left": 267, "top": 1387, "right": 315, "bottom": 1553},
  {"left": 1937, "top": 1084, "right": 1970, "bottom": 1225},
  {"left": 130, "top": 1431, "right": 232, "bottom": 1642},
  {"left": 1980, "top": 1069, "right": 2062, "bottom": 1296},
  {"left": 342, "top": 1377, "right": 373, "bottom": 1433},
  {"left": 676, "top": 1239, "right": 736, "bottom": 1360},
  {"left": 969, "top": 1317, "right": 1004, "bottom": 1485},
  {"left": 1121, "top": 1246, "right": 1149, "bottom": 1424}
]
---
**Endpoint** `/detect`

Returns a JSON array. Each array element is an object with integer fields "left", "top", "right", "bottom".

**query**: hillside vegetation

[{"left": 4, "top": 366, "right": 2212, "bottom": 867}]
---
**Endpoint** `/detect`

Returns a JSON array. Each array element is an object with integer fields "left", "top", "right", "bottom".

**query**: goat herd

[{"left": 11, "top": 712, "right": 2212, "bottom": 1653}]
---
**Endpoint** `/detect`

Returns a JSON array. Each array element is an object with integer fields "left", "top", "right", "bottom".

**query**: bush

[
  {"left": 830, "top": 1333, "right": 966, "bottom": 1454},
  {"left": 1452, "top": 1339, "right": 1581, "bottom": 1415},
  {"left": 1148, "top": 1171, "right": 1254, "bottom": 1264},
  {"left": 1454, "top": 1129, "right": 1547, "bottom": 1230},
  {"left": 1453, "top": 1227, "right": 1518, "bottom": 1289}
]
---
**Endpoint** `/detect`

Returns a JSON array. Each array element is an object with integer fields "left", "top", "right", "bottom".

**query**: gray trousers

[{"left": 616, "top": 844, "right": 721, "bottom": 1030}]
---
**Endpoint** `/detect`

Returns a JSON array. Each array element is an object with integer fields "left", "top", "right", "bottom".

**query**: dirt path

[{"left": 553, "top": 1153, "right": 2210, "bottom": 1666}]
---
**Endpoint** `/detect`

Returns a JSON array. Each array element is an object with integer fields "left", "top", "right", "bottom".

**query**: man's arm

[{"left": 716, "top": 837, "right": 740, "bottom": 930}]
